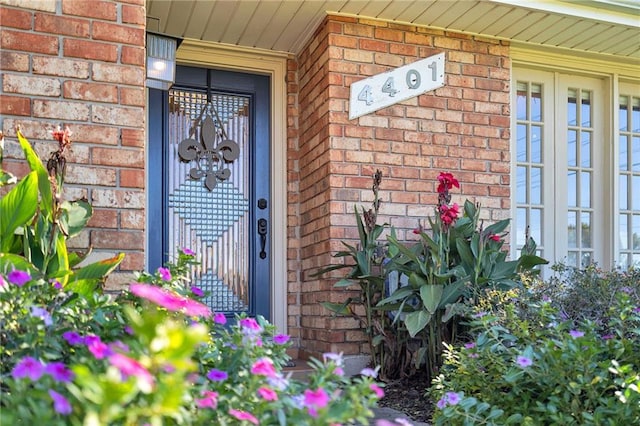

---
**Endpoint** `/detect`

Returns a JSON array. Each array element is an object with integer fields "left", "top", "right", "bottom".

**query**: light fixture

[{"left": 146, "top": 32, "right": 182, "bottom": 90}]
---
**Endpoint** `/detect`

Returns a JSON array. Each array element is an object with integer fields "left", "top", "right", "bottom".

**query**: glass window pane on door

[{"left": 167, "top": 89, "right": 251, "bottom": 313}]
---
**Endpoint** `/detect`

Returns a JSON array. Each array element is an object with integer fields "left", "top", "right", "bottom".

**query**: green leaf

[
  {"left": 441, "top": 279, "right": 465, "bottom": 306},
  {"left": 0, "top": 171, "right": 38, "bottom": 250},
  {"left": 405, "top": 310, "right": 431, "bottom": 337},
  {"left": 456, "top": 238, "right": 475, "bottom": 270},
  {"left": 320, "top": 301, "right": 351, "bottom": 316},
  {"left": 377, "top": 286, "right": 415, "bottom": 306},
  {"left": 60, "top": 199, "right": 92, "bottom": 238},
  {"left": 517, "top": 254, "right": 549, "bottom": 271},
  {"left": 51, "top": 232, "right": 69, "bottom": 284},
  {"left": 420, "top": 284, "right": 443, "bottom": 314},
  {"left": 0, "top": 253, "right": 39, "bottom": 276},
  {"left": 484, "top": 219, "right": 510, "bottom": 236},
  {"left": 73, "top": 252, "right": 124, "bottom": 281},
  {"left": 17, "top": 130, "right": 53, "bottom": 219},
  {"left": 333, "top": 278, "right": 357, "bottom": 288}
]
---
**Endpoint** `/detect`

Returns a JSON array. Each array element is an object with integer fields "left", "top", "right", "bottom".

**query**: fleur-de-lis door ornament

[{"left": 177, "top": 103, "right": 240, "bottom": 191}]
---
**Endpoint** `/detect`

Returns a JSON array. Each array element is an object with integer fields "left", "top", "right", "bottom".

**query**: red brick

[
  {"left": 119, "top": 87, "right": 144, "bottom": 106},
  {"left": 122, "top": 4, "right": 145, "bottom": 25},
  {"left": 121, "top": 46, "right": 144, "bottom": 65},
  {"left": 92, "top": 63, "right": 143, "bottom": 85},
  {"left": 120, "top": 252, "right": 144, "bottom": 271},
  {"left": 92, "top": 104, "right": 144, "bottom": 127},
  {"left": 33, "top": 56, "right": 90, "bottom": 78},
  {"left": 33, "top": 99, "right": 89, "bottom": 120},
  {"left": 120, "top": 169, "right": 144, "bottom": 188},
  {"left": 69, "top": 124, "right": 119, "bottom": 145},
  {"left": 63, "top": 39, "right": 117, "bottom": 62},
  {"left": 63, "top": 81, "right": 117, "bottom": 103},
  {"left": 34, "top": 13, "right": 89, "bottom": 37},
  {"left": 92, "top": 147, "right": 144, "bottom": 168},
  {"left": 0, "top": 51, "right": 29, "bottom": 71},
  {"left": 65, "top": 164, "right": 117, "bottom": 186},
  {"left": 1, "top": 29, "right": 58, "bottom": 54},
  {"left": 92, "top": 21, "right": 144, "bottom": 46},
  {"left": 3, "top": 74, "right": 60, "bottom": 96},
  {"left": 61, "top": 0, "right": 116, "bottom": 20},
  {"left": 91, "top": 230, "right": 144, "bottom": 250},
  {"left": 390, "top": 43, "right": 417, "bottom": 56},
  {"left": 121, "top": 128, "right": 144, "bottom": 147},
  {"left": 121, "top": 209, "right": 144, "bottom": 229},
  {"left": 91, "top": 189, "right": 145, "bottom": 209},
  {"left": 0, "top": 95, "right": 30, "bottom": 116},
  {"left": 0, "top": 7, "right": 32, "bottom": 29},
  {"left": 87, "top": 209, "right": 118, "bottom": 228}
]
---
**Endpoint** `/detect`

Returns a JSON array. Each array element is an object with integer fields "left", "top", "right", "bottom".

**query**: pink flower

[
  {"left": 48, "top": 389, "right": 72, "bottom": 415},
  {"left": 157, "top": 267, "right": 172, "bottom": 281},
  {"left": 45, "top": 362, "right": 74, "bottom": 383},
  {"left": 370, "top": 383, "right": 385, "bottom": 399},
  {"left": 437, "top": 172, "right": 460, "bottom": 193},
  {"left": 273, "top": 334, "right": 290, "bottom": 345},
  {"left": 195, "top": 390, "right": 218, "bottom": 409},
  {"left": 251, "top": 357, "right": 277, "bottom": 378},
  {"left": 516, "top": 355, "right": 533, "bottom": 368},
  {"left": 109, "top": 353, "right": 155, "bottom": 389},
  {"left": 11, "top": 356, "right": 45, "bottom": 381},
  {"left": 229, "top": 409, "right": 259, "bottom": 425},
  {"left": 86, "top": 336, "right": 112, "bottom": 359},
  {"left": 239, "top": 317, "right": 262, "bottom": 332},
  {"left": 191, "top": 286, "right": 204, "bottom": 297},
  {"left": 181, "top": 247, "right": 195, "bottom": 256},
  {"left": 51, "top": 125, "right": 72, "bottom": 145},
  {"left": 129, "top": 283, "right": 212, "bottom": 317},
  {"left": 258, "top": 387, "right": 278, "bottom": 401},
  {"left": 214, "top": 312, "right": 227, "bottom": 325},
  {"left": 304, "top": 387, "right": 330, "bottom": 410},
  {"left": 7, "top": 270, "right": 30, "bottom": 286},
  {"left": 488, "top": 234, "right": 501, "bottom": 242}
]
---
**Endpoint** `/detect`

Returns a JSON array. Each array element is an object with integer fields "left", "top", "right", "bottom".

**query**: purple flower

[
  {"left": 436, "top": 397, "right": 447, "bottom": 409},
  {"left": 63, "top": 331, "right": 84, "bottom": 345},
  {"left": 86, "top": 336, "right": 112, "bottom": 359},
  {"left": 48, "top": 390, "right": 72, "bottom": 415},
  {"left": 516, "top": 355, "right": 533, "bottom": 368},
  {"left": 181, "top": 247, "right": 195, "bottom": 256},
  {"left": 206, "top": 369, "right": 228, "bottom": 382},
  {"left": 30, "top": 306, "right": 53, "bottom": 326},
  {"left": 464, "top": 342, "right": 476, "bottom": 349},
  {"left": 157, "top": 267, "right": 172, "bottom": 281},
  {"left": 322, "top": 352, "right": 344, "bottom": 366},
  {"left": 190, "top": 286, "right": 204, "bottom": 297},
  {"left": 130, "top": 283, "right": 211, "bottom": 317},
  {"left": 273, "top": 334, "right": 290, "bottom": 345},
  {"left": 360, "top": 367, "right": 379, "bottom": 378},
  {"left": 124, "top": 325, "right": 134, "bottom": 335},
  {"left": 267, "top": 373, "right": 290, "bottom": 391},
  {"left": 12, "top": 357, "right": 45, "bottom": 381},
  {"left": 633, "top": 307, "right": 640, "bottom": 314},
  {"left": 445, "top": 392, "right": 461, "bottom": 405},
  {"left": 45, "top": 362, "right": 74, "bottom": 383},
  {"left": 602, "top": 334, "right": 615, "bottom": 340},
  {"left": 473, "top": 311, "right": 487, "bottom": 318},
  {"left": 51, "top": 280, "right": 62, "bottom": 289},
  {"left": 569, "top": 330, "right": 585, "bottom": 338},
  {"left": 7, "top": 270, "right": 31, "bottom": 286},
  {"left": 214, "top": 312, "right": 227, "bottom": 325}
]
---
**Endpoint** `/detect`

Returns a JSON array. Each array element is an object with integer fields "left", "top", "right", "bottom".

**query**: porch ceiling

[{"left": 146, "top": 0, "right": 640, "bottom": 61}]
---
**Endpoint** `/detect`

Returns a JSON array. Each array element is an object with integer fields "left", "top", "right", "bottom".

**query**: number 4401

[{"left": 357, "top": 61, "right": 438, "bottom": 106}]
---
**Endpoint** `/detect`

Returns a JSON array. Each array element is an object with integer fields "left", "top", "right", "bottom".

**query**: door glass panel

[
  {"left": 633, "top": 97, "right": 640, "bottom": 132},
  {"left": 568, "top": 171, "right": 577, "bottom": 206},
  {"left": 620, "top": 135, "right": 628, "bottom": 170},
  {"left": 568, "top": 211, "right": 577, "bottom": 248},
  {"left": 531, "top": 83, "right": 542, "bottom": 122},
  {"left": 634, "top": 215, "right": 640, "bottom": 250},
  {"left": 567, "top": 130, "right": 577, "bottom": 166},
  {"left": 516, "top": 82, "right": 527, "bottom": 121},
  {"left": 581, "top": 171, "right": 591, "bottom": 208},
  {"left": 168, "top": 89, "right": 251, "bottom": 314},
  {"left": 620, "top": 95, "right": 628, "bottom": 131},
  {"left": 517, "top": 124, "right": 527, "bottom": 161},
  {"left": 633, "top": 137, "right": 640, "bottom": 172},
  {"left": 581, "top": 91, "right": 591, "bottom": 127},
  {"left": 531, "top": 167, "right": 541, "bottom": 204},
  {"left": 620, "top": 214, "right": 628, "bottom": 250},
  {"left": 581, "top": 131, "right": 591, "bottom": 168},
  {"left": 567, "top": 88, "right": 577, "bottom": 126},
  {"left": 581, "top": 212, "right": 591, "bottom": 248},
  {"left": 531, "top": 125, "right": 542, "bottom": 163}
]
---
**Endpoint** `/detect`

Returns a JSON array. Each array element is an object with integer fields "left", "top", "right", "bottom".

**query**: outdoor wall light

[{"left": 146, "top": 32, "right": 182, "bottom": 90}]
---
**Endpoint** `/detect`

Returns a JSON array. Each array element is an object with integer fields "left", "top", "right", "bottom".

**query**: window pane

[
  {"left": 633, "top": 215, "right": 640, "bottom": 250},
  {"left": 620, "top": 95, "right": 628, "bottom": 131},
  {"left": 633, "top": 97, "right": 640, "bottom": 133},
  {"left": 567, "top": 129, "right": 577, "bottom": 166},
  {"left": 531, "top": 208, "right": 542, "bottom": 243},
  {"left": 633, "top": 137, "right": 640, "bottom": 172},
  {"left": 517, "top": 166, "right": 527, "bottom": 204},
  {"left": 620, "top": 175, "right": 628, "bottom": 210},
  {"left": 582, "top": 252, "right": 592, "bottom": 267},
  {"left": 531, "top": 125, "right": 542, "bottom": 163},
  {"left": 531, "top": 167, "right": 541, "bottom": 204},
  {"left": 581, "top": 171, "right": 591, "bottom": 208},
  {"left": 568, "top": 251, "right": 578, "bottom": 267},
  {"left": 517, "top": 124, "right": 527, "bottom": 161},
  {"left": 568, "top": 88, "right": 577, "bottom": 126},
  {"left": 516, "top": 208, "right": 527, "bottom": 246},
  {"left": 516, "top": 82, "right": 527, "bottom": 121},
  {"left": 620, "top": 135, "right": 628, "bottom": 170},
  {"left": 581, "top": 131, "right": 591, "bottom": 168},
  {"left": 581, "top": 90, "right": 592, "bottom": 127},
  {"left": 581, "top": 212, "right": 591, "bottom": 248},
  {"left": 568, "top": 211, "right": 577, "bottom": 248},
  {"left": 634, "top": 176, "right": 640, "bottom": 210},
  {"left": 531, "top": 83, "right": 542, "bottom": 122},
  {"left": 568, "top": 171, "right": 577, "bottom": 206},
  {"left": 633, "top": 254, "right": 640, "bottom": 266},
  {"left": 620, "top": 214, "right": 628, "bottom": 250}
]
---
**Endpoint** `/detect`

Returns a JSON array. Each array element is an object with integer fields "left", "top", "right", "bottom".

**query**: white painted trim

[{"left": 176, "top": 39, "right": 289, "bottom": 334}]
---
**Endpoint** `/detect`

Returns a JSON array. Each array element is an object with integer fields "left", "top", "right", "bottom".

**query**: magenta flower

[
  {"left": 488, "top": 234, "right": 501, "bottom": 242},
  {"left": 63, "top": 331, "right": 84, "bottom": 345},
  {"left": 229, "top": 409, "right": 259, "bottom": 425},
  {"left": 191, "top": 286, "right": 204, "bottom": 297},
  {"left": 12, "top": 356, "right": 45, "bottom": 381},
  {"left": 516, "top": 355, "right": 533, "bottom": 368},
  {"left": 124, "top": 325, "right": 134, "bottom": 335},
  {"left": 48, "top": 389, "right": 72, "bottom": 415},
  {"left": 181, "top": 247, "right": 195, "bottom": 256},
  {"left": 51, "top": 280, "right": 62, "bottom": 289},
  {"left": 239, "top": 317, "right": 262, "bottom": 332},
  {"left": 214, "top": 312, "right": 227, "bottom": 325},
  {"left": 0, "top": 275, "right": 6, "bottom": 287},
  {"left": 109, "top": 353, "right": 155, "bottom": 389},
  {"left": 206, "top": 369, "right": 228, "bottom": 382},
  {"left": 87, "top": 337, "right": 112, "bottom": 359},
  {"left": 195, "top": 390, "right": 218, "bottom": 409},
  {"left": 7, "top": 270, "right": 30, "bottom": 286},
  {"left": 129, "top": 283, "right": 211, "bottom": 317},
  {"left": 157, "top": 267, "right": 172, "bottom": 281},
  {"left": 304, "top": 387, "right": 330, "bottom": 409},
  {"left": 569, "top": 330, "right": 585, "bottom": 338},
  {"left": 258, "top": 386, "right": 278, "bottom": 401},
  {"left": 251, "top": 357, "right": 277, "bottom": 378},
  {"left": 273, "top": 334, "right": 290, "bottom": 345},
  {"left": 437, "top": 172, "right": 460, "bottom": 193},
  {"left": 45, "top": 362, "right": 74, "bottom": 383},
  {"left": 370, "top": 383, "right": 385, "bottom": 399}
]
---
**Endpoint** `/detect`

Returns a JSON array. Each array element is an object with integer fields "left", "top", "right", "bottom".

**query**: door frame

[{"left": 146, "top": 40, "right": 289, "bottom": 333}]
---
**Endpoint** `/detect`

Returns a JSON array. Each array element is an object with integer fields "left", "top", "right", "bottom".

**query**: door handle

[{"left": 258, "top": 218, "right": 267, "bottom": 259}]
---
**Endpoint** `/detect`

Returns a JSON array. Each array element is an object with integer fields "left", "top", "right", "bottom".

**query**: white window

[{"left": 512, "top": 63, "right": 639, "bottom": 270}]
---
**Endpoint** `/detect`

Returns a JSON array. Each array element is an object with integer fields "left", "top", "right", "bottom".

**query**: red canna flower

[{"left": 437, "top": 172, "right": 460, "bottom": 194}]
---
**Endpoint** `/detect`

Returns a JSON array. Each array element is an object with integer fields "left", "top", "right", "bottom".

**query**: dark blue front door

[{"left": 148, "top": 67, "right": 271, "bottom": 321}]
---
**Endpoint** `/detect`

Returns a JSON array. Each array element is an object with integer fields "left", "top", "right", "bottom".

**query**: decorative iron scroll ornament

[{"left": 178, "top": 103, "right": 240, "bottom": 191}]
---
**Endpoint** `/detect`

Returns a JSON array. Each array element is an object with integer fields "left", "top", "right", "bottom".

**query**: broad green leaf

[
  {"left": 387, "top": 235, "right": 420, "bottom": 262},
  {"left": 484, "top": 218, "right": 510, "bottom": 236},
  {"left": 377, "top": 286, "right": 415, "bottom": 305},
  {"left": 356, "top": 251, "right": 369, "bottom": 275},
  {"left": 333, "top": 278, "right": 357, "bottom": 288},
  {"left": 0, "top": 253, "right": 39, "bottom": 276},
  {"left": 405, "top": 310, "right": 431, "bottom": 337},
  {"left": 355, "top": 205, "right": 367, "bottom": 243},
  {"left": 72, "top": 252, "right": 124, "bottom": 280},
  {"left": 52, "top": 232, "right": 69, "bottom": 285},
  {"left": 456, "top": 238, "right": 475, "bottom": 270},
  {"left": 60, "top": 199, "right": 92, "bottom": 238},
  {"left": 0, "top": 171, "right": 37, "bottom": 250},
  {"left": 320, "top": 301, "right": 351, "bottom": 316},
  {"left": 491, "top": 260, "right": 518, "bottom": 280},
  {"left": 420, "top": 284, "right": 443, "bottom": 314},
  {"left": 17, "top": 130, "right": 53, "bottom": 219},
  {"left": 517, "top": 254, "right": 549, "bottom": 271},
  {"left": 441, "top": 280, "right": 465, "bottom": 306},
  {"left": 408, "top": 272, "right": 428, "bottom": 288}
]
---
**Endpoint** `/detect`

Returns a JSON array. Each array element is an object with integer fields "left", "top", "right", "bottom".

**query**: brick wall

[
  {"left": 0, "top": 0, "right": 146, "bottom": 286},
  {"left": 290, "top": 15, "right": 511, "bottom": 359}
]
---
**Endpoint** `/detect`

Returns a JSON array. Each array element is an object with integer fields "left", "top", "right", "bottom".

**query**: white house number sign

[{"left": 349, "top": 52, "right": 445, "bottom": 120}]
